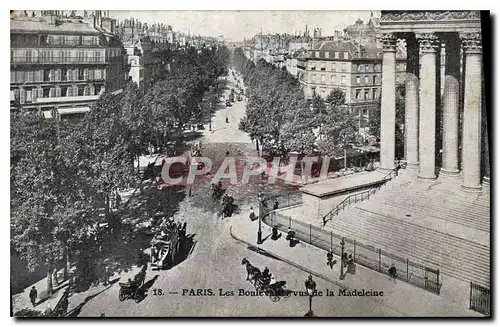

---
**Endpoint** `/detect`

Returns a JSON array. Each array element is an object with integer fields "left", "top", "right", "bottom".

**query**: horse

[{"left": 241, "top": 258, "right": 261, "bottom": 284}]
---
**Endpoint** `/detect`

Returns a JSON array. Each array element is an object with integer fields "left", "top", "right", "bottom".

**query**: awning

[{"left": 57, "top": 107, "right": 91, "bottom": 115}]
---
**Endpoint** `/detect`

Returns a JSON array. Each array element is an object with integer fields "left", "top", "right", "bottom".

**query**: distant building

[{"left": 10, "top": 10, "right": 129, "bottom": 120}]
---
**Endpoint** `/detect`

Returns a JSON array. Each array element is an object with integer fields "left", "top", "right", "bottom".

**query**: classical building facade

[
  {"left": 10, "top": 11, "right": 129, "bottom": 119},
  {"left": 378, "top": 11, "right": 488, "bottom": 192}
]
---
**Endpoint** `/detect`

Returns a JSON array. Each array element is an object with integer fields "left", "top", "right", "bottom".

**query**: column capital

[
  {"left": 378, "top": 33, "right": 398, "bottom": 51},
  {"left": 416, "top": 33, "right": 440, "bottom": 53},
  {"left": 460, "top": 32, "right": 482, "bottom": 54}
]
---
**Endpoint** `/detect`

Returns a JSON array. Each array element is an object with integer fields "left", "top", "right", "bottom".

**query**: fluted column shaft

[
  {"left": 405, "top": 35, "right": 419, "bottom": 169},
  {"left": 460, "top": 33, "right": 483, "bottom": 191},
  {"left": 378, "top": 33, "right": 397, "bottom": 173},
  {"left": 417, "top": 33, "right": 440, "bottom": 180},
  {"left": 440, "top": 35, "right": 461, "bottom": 175}
]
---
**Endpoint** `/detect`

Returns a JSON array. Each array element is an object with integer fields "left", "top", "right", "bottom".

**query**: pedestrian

[
  {"left": 29, "top": 286, "right": 37, "bottom": 307},
  {"left": 249, "top": 207, "right": 255, "bottom": 221},
  {"left": 388, "top": 266, "right": 397, "bottom": 283}
]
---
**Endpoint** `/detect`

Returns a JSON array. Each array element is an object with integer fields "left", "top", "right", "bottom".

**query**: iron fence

[
  {"left": 266, "top": 212, "right": 442, "bottom": 294},
  {"left": 261, "top": 191, "right": 302, "bottom": 213},
  {"left": 469, "top": 282, "right": 490, "bottom": 316}
]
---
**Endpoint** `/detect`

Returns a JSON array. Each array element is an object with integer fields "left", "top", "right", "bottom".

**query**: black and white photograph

[{"left": 8, "top": 8, "right": 491, "bottom": 318}]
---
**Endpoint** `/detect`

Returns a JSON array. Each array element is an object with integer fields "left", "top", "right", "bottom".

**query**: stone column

[
  {"left": 440, "top": 34, "right": 461, "bottom": 176},
  {"left": 378, "top": 33, "right": 397, "bottom": 173},
  {"left": 405, "top": 34, "right": 420, "bottom": 170},
  {"left": 416, "top": 33, "right": 440, "bottom": 180},
  {"left": 460, "top": 32, "right": 483, "bottom": 192}
]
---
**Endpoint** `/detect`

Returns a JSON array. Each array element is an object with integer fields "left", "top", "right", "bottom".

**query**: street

[{"left": 77, "top": 69, "right": 402, "bottom": 317}]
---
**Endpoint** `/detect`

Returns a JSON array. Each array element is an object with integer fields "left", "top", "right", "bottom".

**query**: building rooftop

[{"left": 10, "top": 16, "right": 99, "bottom": 34}]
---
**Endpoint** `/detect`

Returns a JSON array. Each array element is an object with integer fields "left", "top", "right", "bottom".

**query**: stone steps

[
  {"left": 365, "top": 195, "right": 490, "bottom": 233},
  {"left": 375, "top": 187, "right": 490, "bottom": 231},
  {"left": 328, "top": 207, "right": 490, "bottom": 287}
]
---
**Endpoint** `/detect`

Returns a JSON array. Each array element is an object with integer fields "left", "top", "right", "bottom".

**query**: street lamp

[
  {"left": 340, "top": 237, "right": 346, "bottom": 280},
  {"left": 304, "top": 275, "right": 316, "bottom": 317},
  {"left": 257, "top": 191, "right": 263, "bottom": 244}
]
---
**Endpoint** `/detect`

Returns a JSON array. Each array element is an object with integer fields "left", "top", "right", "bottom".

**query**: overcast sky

[{"left": 110, "top": 11, "right": 379, "bottom": 41}]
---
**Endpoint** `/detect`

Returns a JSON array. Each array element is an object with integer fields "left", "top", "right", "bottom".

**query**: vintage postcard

[{"left": 10, "top": 9, "right": 490, "bottom": 318}]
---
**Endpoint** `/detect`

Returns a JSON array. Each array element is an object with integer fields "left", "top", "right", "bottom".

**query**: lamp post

[
  {"left": 340, "top": 237, "right": 345, "bottom": 280},
  {"left": 257, "top": 191, "right": 263, "bottom": 244},
  {"left": 304, "top": 275, "right": 316, "bottom": 317}
]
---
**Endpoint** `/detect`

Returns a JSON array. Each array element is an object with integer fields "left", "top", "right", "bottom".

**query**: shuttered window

[{"left": 20, "top": 89, "right": 25, "bottom": 103}]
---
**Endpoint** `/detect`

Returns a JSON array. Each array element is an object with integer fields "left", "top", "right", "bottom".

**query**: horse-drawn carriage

[
  {"left": 150, "top": 219, "right": 186, "bottom": 270},
  {"left": 241, "top": 258, "right": 291, "bottom": 302}
]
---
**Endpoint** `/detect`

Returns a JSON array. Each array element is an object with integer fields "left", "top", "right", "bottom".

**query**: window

[
  {"left": 324, "top": 52, "right": 329, "bottom": 59},
  {"left": 320, "top": 63, "right": 326, "bottom": 71},
  {"left": 77, "top": 51, "right": 85, "bottom": 63},
  {"left": 36, "top": 70, "right": 43, "bottom": 82},
  {"left": 84, "top": 86, "right": 90, "bottom": 96},
  {"left": 49, "top": 88, "right": 55, "bottom": 97},
  {"left": 73, "top": 69, "right": 79, "bottom": 80},
  {"left": 67, "top": 69, "right": 73, "bottom": 81},
  {"left": 365, "top": 64, "right": 369, "bottom": 72},
  {"left": 16, "top": 71, "right": 24, "bottom": 83},
  {"left": 32, "top": 89, "right": 38, "bottom": 102},
  {"left": 373, "top": 76, "right": 376, "bottom": 85},
  {"left": 365, "top": 76, "right": 369, "bottom": 84},
  {"left": 84, "top": 69, "right": 89, "bottom": 80},
  {"left": 96, "top": 69, "right": 101, "bottom": 80},
  {"left": 331, "top": 75, "right": 336, "bottom": 83},
  {"left": 356, "top": 89, "right": 362, "bottom": 100},
  {"left": 67, "top": 86, "right": 73, "bottom": 97},
  {"left": 356, "top": 76, "right": 361, "bottom": 85},
  {"left": 372, "top": 88, "right": 376, "bottom": 99},
  {"left": 364, "top": 89, "right": 370, "bottom": 100},
  {"left": 343, "top": 52, "right": 349, "bottom": 59},
  {"left": 357, "top": 64, "right": 361, "bottom": 72},
  {"left": 90, "top": 85, "right": 95, "bottom": 95},
  {"left": 341, "top": 75, "right": 346, "bottom": 85},
  {"left": 331, "top": 63, "right": 336, "bottom": 72},
  {"left": 25, "top": 50, "right": 33, "bottom": 63},
  {"left": 56, "top": 87, "right": 61, "bottom": 97},
  {"left": 26, "top": 90, "right": 32, "bottom": 103},
  {"left": 341, "top": 63, "right": 346, "bottom": 72},
  {"left": 10, "top": 71, "right": 15, "bottom": 83},
  {"left": 43, "top": 88, "right": 50, "bottom": 97},
  {"left": 89, "top": 69, "right": 95, "bottom": 80},
  {"left": 335, "top": 52, "right": 339, "bottom": 59},
  {"left": 310, "top": 63, "right": 316, "bottom": 71},
  {"left": 55, "top": 69, "right": 61, "bottom": 82},
  {"left": 321, "top": 75, "right": 325, "bottom": 83},
  {"left": 315, "top": 51, "right": 320, "bottom": 58},
  {"left": 375, "top": 64, "right": 381, "bottom": 71},
  {"left": 20, "top": 89, "right": 25, "bottom": 104}
]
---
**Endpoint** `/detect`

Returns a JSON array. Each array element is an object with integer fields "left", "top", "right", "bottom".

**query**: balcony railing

[
  {"left": 35, "top": 94, "right": 100, "bottom": 104},
  {"left": 11, "top": 57, "right": 108, "bottom": 65}
]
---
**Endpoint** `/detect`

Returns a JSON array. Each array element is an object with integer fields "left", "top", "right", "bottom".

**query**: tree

[{"left": 11, "top": 114, "right": 67, "bottom": 294}]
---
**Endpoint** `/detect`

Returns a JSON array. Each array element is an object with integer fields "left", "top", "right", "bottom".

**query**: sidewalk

[{"left": 229, "top": 209, "right": 482, "bottom": 317}]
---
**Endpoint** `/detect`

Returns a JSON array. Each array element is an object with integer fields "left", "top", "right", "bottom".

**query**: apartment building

[{"left": 10, "top": 11, "right": 129, "bottom": 120}]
